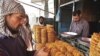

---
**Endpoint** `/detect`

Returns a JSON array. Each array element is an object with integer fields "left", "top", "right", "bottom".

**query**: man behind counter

[{"left": 69, "top": 10, "right": 89, "bottom": 37}]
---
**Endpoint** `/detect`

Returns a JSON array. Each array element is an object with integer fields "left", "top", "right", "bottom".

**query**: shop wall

[
  {"left": 60, "top": 4, "right": 72, "bottom": 32},
  {"left": 81, "top": 0, "right": 100, "bottom": 35},
  {"left": 82, "top": 0, "right": 100, "bottom": 22},
  {"left": 60, "top": 0, "right": 73, "bottom": 5}
]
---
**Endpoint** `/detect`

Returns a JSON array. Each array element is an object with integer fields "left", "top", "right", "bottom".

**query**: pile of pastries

[
  {"left": 32, "top": 24, "right": 56, "bottom": 43},
  {"left": 36, "top": 40, "right": 84, "bottom": 56},
  {"left": 90, "top": 33, "right": 100, "bottom": 56},
  {"left": 33, "top": 24, "right": 84, "bottom": 56}
]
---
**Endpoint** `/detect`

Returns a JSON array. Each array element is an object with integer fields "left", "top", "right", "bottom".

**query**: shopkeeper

[
  {"left": 69, "top": 10, "right": 89, "bottom": 37},
  {"left": 0, "top": 0, "right": 48, "bottom": 56}
]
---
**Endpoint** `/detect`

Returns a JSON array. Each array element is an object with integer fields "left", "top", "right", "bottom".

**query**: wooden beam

[{"left": 60, "top": 0, "right": 79, "bottom": 7}]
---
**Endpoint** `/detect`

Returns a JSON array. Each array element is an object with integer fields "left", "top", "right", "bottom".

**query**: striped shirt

[{"left": 69, "top": 19, "right": 89, "bottom": 37}]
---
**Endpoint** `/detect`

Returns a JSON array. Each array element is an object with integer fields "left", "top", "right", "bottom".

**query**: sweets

[
  {"left": 41, "top": 28, "right": 47, "bottom": 44},
  {"left": 44, "top": 40, "right": 84, "bottom": 56},
  {"left": 90, "top": 33, "right": 100, "bottom": 56},
  {"left": 32, "top": 24, "right": 56, "bottom": 43}
]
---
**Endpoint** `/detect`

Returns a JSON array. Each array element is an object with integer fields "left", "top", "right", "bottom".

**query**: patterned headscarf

[{"left": 0, "top": 0, "right": 25, "bottom": 37}]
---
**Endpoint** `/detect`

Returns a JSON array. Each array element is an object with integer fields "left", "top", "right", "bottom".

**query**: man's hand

[{"left": 34, "top": 47, "right": 49, "bottom": 56}]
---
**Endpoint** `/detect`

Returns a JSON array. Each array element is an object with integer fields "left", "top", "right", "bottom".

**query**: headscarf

[
  {"left": 20, "top": 25, "right": 33, "bottom": 51},
  {"left": 0, "top": 0, "right": 25, "bottom": 37},
  {"left": 0, "top": 0, "right": 33, "bottom": 51}
]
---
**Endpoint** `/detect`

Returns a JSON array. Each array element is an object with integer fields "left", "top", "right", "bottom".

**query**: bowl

[{"left": 61, "top": 32, "right": 78, "bottom": 38}]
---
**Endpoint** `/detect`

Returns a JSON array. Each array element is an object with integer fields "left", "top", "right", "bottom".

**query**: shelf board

[{"left": 60, "top": 0, "right": 79, "bottom": 7}]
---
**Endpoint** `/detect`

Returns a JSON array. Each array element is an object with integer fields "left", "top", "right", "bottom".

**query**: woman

[{"left": 0, "top": 0, "right": 49, "bottom": 56}]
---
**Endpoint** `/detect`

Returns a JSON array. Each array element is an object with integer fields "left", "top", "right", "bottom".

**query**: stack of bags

[{"left": 90, "top": 33, "right": 100, "bottom": 56}]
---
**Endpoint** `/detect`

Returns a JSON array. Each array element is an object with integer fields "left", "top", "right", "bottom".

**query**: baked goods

[
  {"left": 55, "top": 52, "right": 65, "bottom": 56},
  {"left": 46, "top": 24, "right": 56, "bottom": 43},
  {"left": 32, "top": 24, "right": 56, "bottom": 43},
  {"left": 41, "top": 28, "right": 47, "bottom": 44},
  {"left": 90, "top": 33, "right": 100, "bottom": 56},
  {"left": 35, "top": 26, "right": 41, "bottom": 43},
  {"left": 35, "top": 43, "right": 45, "bottom": 50},
  {"left": 46, "top": 24, "right": 54, "bottom": 30},
  {"left": 35, "top": 40, "right": 83, "bottom": 56},
  {"left": 50, "top": 47, "right": 59, "bottom": 56},
  {"left": 33, "top": 25, "right": 84, "bottom": 56},
  {"left": 32, "top": 25, "right": 39, "bottom": 40},
  {"left": 65, "top": 51, "right": 73, "bottom": 56},
  {"left": 45, "top": 40, "right": 84, "bottom": 56},
  {"left": 47, "top": 31, "right": 56, "bottom": 42}
]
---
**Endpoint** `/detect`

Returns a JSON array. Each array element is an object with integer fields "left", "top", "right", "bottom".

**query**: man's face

[
  {"left": 6, "top": 13, "right": 25, "bottom": 33},
  {"left": 72, "top": 15, "right": 80, "bottom": 22}
]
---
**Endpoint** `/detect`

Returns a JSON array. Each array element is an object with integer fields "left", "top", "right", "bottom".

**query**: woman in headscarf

[{"left": 0, "top": 0, "right": 49, "bottom": 56}]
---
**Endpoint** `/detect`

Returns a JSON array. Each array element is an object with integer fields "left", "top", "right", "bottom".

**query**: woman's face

[{"left": 6, "top": 13, "right": 25, "bottom": 32}]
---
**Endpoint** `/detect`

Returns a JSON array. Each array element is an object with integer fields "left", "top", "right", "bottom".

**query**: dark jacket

[{"left": 0, "top": 34, "right": 34, "bottom": 56}]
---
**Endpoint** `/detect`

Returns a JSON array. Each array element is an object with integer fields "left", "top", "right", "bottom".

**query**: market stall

[
  {"left": 32, "top": 24, "right": 88, "bottom": 56},
  {"left": 0, "top": 0, "right": 100, "bottom": 56}
]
